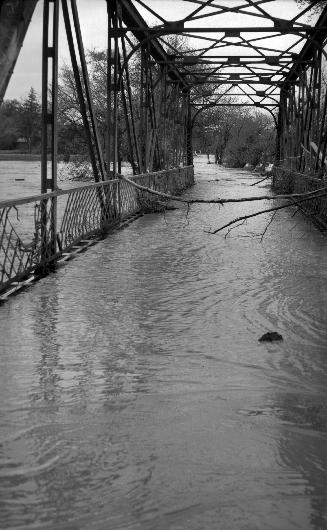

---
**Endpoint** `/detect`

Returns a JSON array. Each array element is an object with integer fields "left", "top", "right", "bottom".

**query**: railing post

[
  {"left": 275, "top": 89, "right": 287, "bottom": 168},
  {"left": 107, "top": 0, "right": 120, "bottom": 179},
  {"left": 40, "top": 0, "right": 59, "bottom": 270},
  {"left": 186, "top": 88, "right": 193, "bottom": 167}
]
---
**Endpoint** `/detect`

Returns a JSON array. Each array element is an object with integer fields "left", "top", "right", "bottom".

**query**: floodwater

[
  {"left": 0, "top": 160, "right": 133, "bottom": 201},
  {"left": 1, "top": 156, "right": 327, "bottom": 529},
  {"left": 0, "top": 161, "right": 85, "bottom": 201}
]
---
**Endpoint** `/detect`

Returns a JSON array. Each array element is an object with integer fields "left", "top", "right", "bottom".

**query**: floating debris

[{"left": 259, "top": 331, "right": 283, "bottom": 342}]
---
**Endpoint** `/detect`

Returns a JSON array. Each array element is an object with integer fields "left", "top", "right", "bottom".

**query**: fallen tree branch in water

[
  {"left": 120, "top": 174, "right": 327, "bottom": 205},
  {"left": 119, "top": 175, "right": 327, "bottom": 234},
  {"left": 260, "top": 210, "right": 278, "bottom": 241},
  {"left": 206, "top": 192, "right": 327, "bottom": 234},
  {"left": 250, "top": 175, "right": 272, "bottom": 187},
  {"left": 224, "top": 219, "right": 246, "bottom": 238}
]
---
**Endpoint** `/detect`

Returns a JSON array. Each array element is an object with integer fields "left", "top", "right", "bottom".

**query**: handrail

[
  {"left": 0, "top": 166, "right": 193, "bottom": 209},
  {"left": 0, "top": 165, "right": 195, "bottom": 296},
  {"left": 274, "top": 166, "right": 325, "bottom": 184}
]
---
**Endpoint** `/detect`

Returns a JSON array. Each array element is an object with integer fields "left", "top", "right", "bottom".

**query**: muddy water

[
  {"left": 0, "top": 160, "right": 44, "bottom": 200},
  {"left": 0, "top": 160, "right": 87, "bottom": 201},
  {"left": 1, "top": 156, "right": 327, "bottom": 529}
]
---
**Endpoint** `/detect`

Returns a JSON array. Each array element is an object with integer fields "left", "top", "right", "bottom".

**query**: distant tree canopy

[
  {"left": 0, "top": 87, "right": 41, "bottom": 152},
  {"left": 56, "top": 47, "right": 277, "bottom": 168},
  {"left": 296, "top": 0, "right": 327, "bottom": 13},
  {"left": 0, "top": 49, "right": 276, "bottom": 167},
  {"left": 57, "top": 48, "right": 142, "bottom": 161},
  {"left": 57, "top": 50, "right": 110, "bottom": 157},
  {"left": 19, "top": 87, "right": 41, "bottom": 152},
  {"left": 193, "top": 105, "right": 275, "bottom": 167},
  {"left": 0, "top": 99, "right": 21, "bottom": 150}
]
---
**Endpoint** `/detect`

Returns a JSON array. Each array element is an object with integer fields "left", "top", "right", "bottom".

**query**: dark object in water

[
  {"left": 259, "top": 331, "right": 283, "bottom": 342},
  {"left": 15, "top": 178, "right": 25, "bottom": 181}
]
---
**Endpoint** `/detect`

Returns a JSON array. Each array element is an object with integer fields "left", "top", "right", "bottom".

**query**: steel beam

[
  {"left": 40, "top": 0, "right": 59, "bottom": 266},
  {"left": 118, "top": 0, "right": 187, "bottom": 87},
  {"left": 62, "top": 0, "right": 105, "bottom": 182},
  {"left": 115, "top": 26, "right": 312, "bottom": 35},
  {"left": 282, "top": 6, "right": 327, "bottom": 90},
  {"left": 0, "top": 0, "right": 37, "bottom": 104}
]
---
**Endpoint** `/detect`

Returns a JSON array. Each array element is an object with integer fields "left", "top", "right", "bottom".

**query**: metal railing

[
  {"left": 0, "top": 166, "right": 194, "bottom": 294},
  {"left": 272, "top": 166, "right": 327, "bottom": 225}
]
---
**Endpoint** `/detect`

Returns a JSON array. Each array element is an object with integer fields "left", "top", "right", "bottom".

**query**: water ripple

[{"left": 1, "top": 159, "right": 327, "bottom": 529}]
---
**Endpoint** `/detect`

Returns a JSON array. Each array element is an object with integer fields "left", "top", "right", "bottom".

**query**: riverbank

[
  {"left": 0, "top": 152, "right": 90, "bottom": 162},
  {"left": 0, "top": 151, "right": 41, "bottom": 161}
]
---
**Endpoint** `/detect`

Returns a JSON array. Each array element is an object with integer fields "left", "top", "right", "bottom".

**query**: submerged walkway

[{"left": 1, "top": 156, "right": 327, "bottom": 529}]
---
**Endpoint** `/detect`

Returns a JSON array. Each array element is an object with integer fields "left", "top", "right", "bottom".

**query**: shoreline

[{"left": 0, "top": 153, "right": 41, "bottom": 161}]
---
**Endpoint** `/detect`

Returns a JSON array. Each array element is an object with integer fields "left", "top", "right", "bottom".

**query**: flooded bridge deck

[{"left": 1, "top": 156, "right": 327, "bottom": 530}]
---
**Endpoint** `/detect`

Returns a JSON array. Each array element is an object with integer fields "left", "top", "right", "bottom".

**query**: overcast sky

[
  {"left": 5, "top": 0, "right": 308, "bottom": 101},
  {"left": 6, "top": 0, "right": 108, "bottom": 99}
]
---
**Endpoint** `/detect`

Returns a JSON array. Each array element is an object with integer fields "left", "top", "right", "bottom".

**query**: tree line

[
  {"left": 0, "top": 87, "right": 41, "bottom": 152},
  {"left": 0, "top": 49, "right": 276, "bottom": 168},
  {"left": 193, "top": 105, "right": 275, "bottom": 168}
]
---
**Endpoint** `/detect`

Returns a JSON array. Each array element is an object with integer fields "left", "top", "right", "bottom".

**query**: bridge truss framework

[
  {"left": 1, "top": 1, "right": 327, "bottom": 184},
  {"left": 1, "top": 0, "right": 327, "bottom": 295}
]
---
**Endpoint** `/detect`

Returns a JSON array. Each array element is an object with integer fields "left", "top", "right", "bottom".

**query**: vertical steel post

[
  {"left": 107, "top": 0, "right": 119, "bottom": 178},
  {"left": 70, "top": 0, "right": 106, "bottom": 180},
  {"left": 298, "top": 68, "right": 306, "bottom": 171},
  {"left": 113, "top": 2, "right": 119, "bottom": 178},
  {"left": 317, "top": 64, "right": 327, "bottom": 172},
  {"left": 106, "top": 0, "right": 112, "bottom": 177},
  {"left": 41, "top": 0, "right": 59, "bottom": 193},
  {"left": 143, "top": 45, "right": 150, "bottom": 171},
  {"left": 314, "top": 49, "right": 323, "bottom": 171},
  {"left": 186, "top": 88, "right": 193, "bottom": 166},
  {"left": 121, "top": 34, "right": 141, "bottom": 173},
  {"left": 62, "top": 0, "right": 102, "bottom": 182},
  {"left": 41, "top": 0, "right": 59, "bottom": 266},
  {"left": 139, "top": 46, "right": 146, "bottom": 172},
  {"left": 120, "top": 73, "right": 136, "bottom": 173},
  {"left": 312, "top": 49, "right": 322, "bottom": 171},
  {"left": 276, "top": 89, "right": 287, "bottom": 166},
  {"left": 162, "top": 68, "right": 168, "bottom": 169}
]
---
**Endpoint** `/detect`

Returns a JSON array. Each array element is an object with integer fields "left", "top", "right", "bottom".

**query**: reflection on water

[{"left": 1, "top": 157, "right": 327, "bottom": 529}]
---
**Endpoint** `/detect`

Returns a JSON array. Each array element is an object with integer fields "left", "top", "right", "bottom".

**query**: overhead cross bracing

[
  {"left": 1, "top": 0, "right": 327, "bottom": 176},
  {"left": 117, "top": 0, "right": 327, "bottom": 174},
  {"left": 122, "top": 1, "right": 324, "bottom": 114}
]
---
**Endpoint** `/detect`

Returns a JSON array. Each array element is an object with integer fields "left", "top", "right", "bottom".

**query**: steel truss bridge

[{"left": 0, "top": 0, "right": 327, "bottom": 297}]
